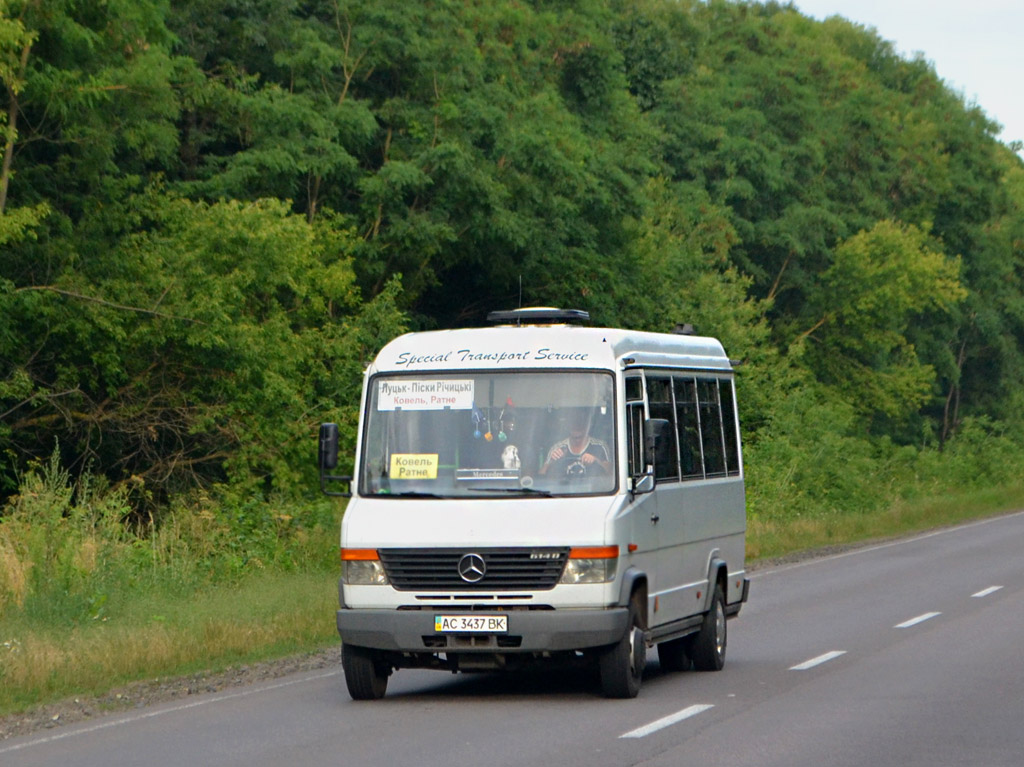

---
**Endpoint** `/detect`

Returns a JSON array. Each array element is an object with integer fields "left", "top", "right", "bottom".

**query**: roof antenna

[{"left": 518, "top": 275, "right": 523, "bottom": 309}]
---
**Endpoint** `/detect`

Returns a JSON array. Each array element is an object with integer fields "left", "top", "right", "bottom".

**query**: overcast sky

[{"left": 789, "top": 0, "right": 1023, "bottom": 152}]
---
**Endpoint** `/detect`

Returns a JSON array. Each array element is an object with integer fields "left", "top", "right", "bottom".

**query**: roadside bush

[
  {"left": 744, "top": 380, "right": 888, "bottom": 522},
  {"left": 0, "top": 448, "right": 340, "bottom": 625},
  {"left": 911, "top": 416, "right": 1024, "bottom": 494},
  {"left": 744, "top": 388, "right": 1024, "bottom": 528},
  {"left": 0, "top": 450, "right": 132, "bottom": 622}
]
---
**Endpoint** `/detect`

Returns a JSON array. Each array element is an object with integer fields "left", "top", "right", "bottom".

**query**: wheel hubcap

[
  {"left": 714, "top": 602, "right": 726, "bottom": 657},
  {"left": 628, "top": 626, "right": 641, "bottom": 674}
]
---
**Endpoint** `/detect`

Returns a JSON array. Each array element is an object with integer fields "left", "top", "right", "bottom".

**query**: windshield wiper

[
  {"left": 476, "top": 486, "right": 554, "bottom": 496},
  {"left": 385, "top": 490, "right": 443, "bottom": 499}
]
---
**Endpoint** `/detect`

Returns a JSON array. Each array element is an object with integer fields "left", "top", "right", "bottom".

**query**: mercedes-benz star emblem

[{"left": 457, "top": 553, "right": 486, "bottom": 583}]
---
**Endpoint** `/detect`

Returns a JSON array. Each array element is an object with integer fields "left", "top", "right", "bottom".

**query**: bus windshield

[{"left": 359, "top": 371, "right": 616, "bottom": 498}]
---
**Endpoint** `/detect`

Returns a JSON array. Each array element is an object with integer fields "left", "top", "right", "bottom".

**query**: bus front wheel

[
  {"left": 599, "top": 592, "right": 646, "bottom": 698},
  {"left": 342, "top": 643, "right": 391, "bottom": 700}
]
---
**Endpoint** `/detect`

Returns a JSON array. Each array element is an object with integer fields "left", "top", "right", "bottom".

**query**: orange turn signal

[
  {"left": 568, "top": 545, "right": 619, "bottom": 559},
  {"left": 340, "top": 548, "right": 379, "bottom": 561}
]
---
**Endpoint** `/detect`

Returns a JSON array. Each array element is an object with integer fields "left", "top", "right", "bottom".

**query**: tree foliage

[
  {"left": 1, "top": 189, "right": 404, "bottom": 501},
  {"left": 2, "top": 0, "right": 1023, "bottom": 520}
]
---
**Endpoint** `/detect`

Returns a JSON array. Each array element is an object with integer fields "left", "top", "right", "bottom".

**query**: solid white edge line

[
  {"left": 620, "top": 704, "right": 715, "bottom": 739},
  {"left": 894, "top": 611, "right": 941, "bottom": 629},
  {"left": 0, "top": 670, "right": 341, "bottom": 755},
  {"left": 972, "top": 586, "right": 1003, "bottom": 598},
  {"left": 789, "top": 650, "right": 847, "bottom": 671}
]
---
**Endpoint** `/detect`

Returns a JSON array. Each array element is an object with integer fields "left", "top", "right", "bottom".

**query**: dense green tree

[
  {"left": 165, "top": 0, "right": 664, "bottom": 323},
  {"left": 1, "top": 188, "right": 404, "bottom": 500},
  {"left": 0, "top": 0, "right": 48, "bottom": 246},
  {"left": 644, "top": 1, "right": 1021, "bottom": 439},
  {"left": 798, "top": 220, "right": 965, "bottom": 424},
  {"left": 3, "top": 0, "right": 1023, "bottom": 514}
]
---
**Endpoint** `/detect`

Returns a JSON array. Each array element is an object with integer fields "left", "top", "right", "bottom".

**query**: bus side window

[
  {"left": 674, "top": 376, "right": 703, "bottom": 480},
  {"left": 646, "top": 375, "right": 679, "bottom": 482},
  {"left": 698, "top": 379, "right": 726, "bottom": 477},
  {"left": 627, "top": 402, "right": 645, "bottom": 476},
  {"left": 719, "top": 378, "right": 741, "bottom": 476},
  {"left": 625, "top": 377, "right": 643, "bottom": 402}
]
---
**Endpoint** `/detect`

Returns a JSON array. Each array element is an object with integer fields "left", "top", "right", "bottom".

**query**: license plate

[{"left": 434, "top": 615, "right": 508, "bottom": 633}]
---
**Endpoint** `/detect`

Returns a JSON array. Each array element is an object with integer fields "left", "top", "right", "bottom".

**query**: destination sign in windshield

[{"left": 376, "top": 379, "right": 474, "bottom": 410}]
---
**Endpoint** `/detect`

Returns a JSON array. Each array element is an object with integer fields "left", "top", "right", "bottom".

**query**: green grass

[
  {"left": 0, "top": 571, "right": 339, "bottom": 716},
  {"left": 746, "top": 481, "right": 1024, "bottom": 561}
]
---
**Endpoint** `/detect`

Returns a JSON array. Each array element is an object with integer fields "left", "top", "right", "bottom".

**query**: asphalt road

[{"left": 4, "top": 511, "right": 1023, "bottom": 767}]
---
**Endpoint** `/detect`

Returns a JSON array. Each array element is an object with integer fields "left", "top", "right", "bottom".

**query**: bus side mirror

[
  {"left": 318, "top": 423, "right": 351, "bottom": 497},
  {"left": 631, "top": 418, "right": 669, "bottom": 498},
  {"left": 632, "top": 473, "right": 655, "bottom": 495},
  {"left": 644, "top": 418, "right": 670, "bottom": 468},
  {"left": 319, "top": 423, "right": 339, "bottom": 469}
]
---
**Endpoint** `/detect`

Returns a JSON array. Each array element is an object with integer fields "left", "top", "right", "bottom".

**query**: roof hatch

[{"left": 486, "top": 307, "right": 590, "bottom": 325}]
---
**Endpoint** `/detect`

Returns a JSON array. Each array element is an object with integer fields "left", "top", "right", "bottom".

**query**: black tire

[
  {"left": 599, "top": 591, "right": 646, "bottom": 698},
  {"left": 691, "top": 584, "right": 726, "bottom": 671},
  {"left": 657, "top": 635, "right": 692, "bottom": 673},
  {"left": 342, "top": 643, "right": 390, "bottom": 700}
]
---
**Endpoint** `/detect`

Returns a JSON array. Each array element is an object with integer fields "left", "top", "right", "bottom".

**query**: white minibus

[{"left": 319, "top": 307, "right": 749, "bottom": 699}]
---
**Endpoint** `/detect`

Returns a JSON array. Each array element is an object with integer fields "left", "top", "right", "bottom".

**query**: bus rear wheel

[{"left": 691, "top": 585, "right": 727, "bottom": 671}]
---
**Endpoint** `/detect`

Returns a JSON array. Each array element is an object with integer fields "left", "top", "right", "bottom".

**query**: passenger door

[
  {"left": 625, "top": 376, "right": 659, "bottom": 623},
  {"left": 644, "top": 374, "right": 691, "bottom": 627}
]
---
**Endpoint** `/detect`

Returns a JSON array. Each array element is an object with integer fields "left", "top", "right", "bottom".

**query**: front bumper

[{"left": 337, "top": 606, "right": 630, "bottom": 653}]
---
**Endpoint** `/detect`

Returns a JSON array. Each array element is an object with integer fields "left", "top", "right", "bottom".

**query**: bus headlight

[
  {"left": 340, "top": 549, "right": 389, "bottom": 585},
  {"left": 560, "top": 546, "right": 619, "bottom": 584}
]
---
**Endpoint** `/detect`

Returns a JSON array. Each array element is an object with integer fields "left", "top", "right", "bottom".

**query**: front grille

[{"left": 379, "top": 548, "right": 569, "bottom": 591}]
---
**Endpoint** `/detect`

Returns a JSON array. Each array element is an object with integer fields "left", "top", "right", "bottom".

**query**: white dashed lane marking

[
  {"left": 894, "top": 612, "right": 941, "bottom": 629},
  {"left": 789, "top": 650, "right": 847, "bottom": 671},
  {"left": 620, "top": 704, "right": 715, "bottom": 739},
  {"left": 972, "top": 586, "right": 1003, "bottom": 598}
]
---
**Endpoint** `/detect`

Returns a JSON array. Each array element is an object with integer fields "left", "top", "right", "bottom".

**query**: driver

[{"left": 539, "top": 409, "right": 611, "bottom": 478}]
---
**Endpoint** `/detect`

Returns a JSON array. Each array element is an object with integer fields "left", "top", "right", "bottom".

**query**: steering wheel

[
  {"left": 546, "top": 450, "right": 589, "bottom": 481},
  {"left": 564, "top": 457, "right": 588, "bottom": 479}
]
